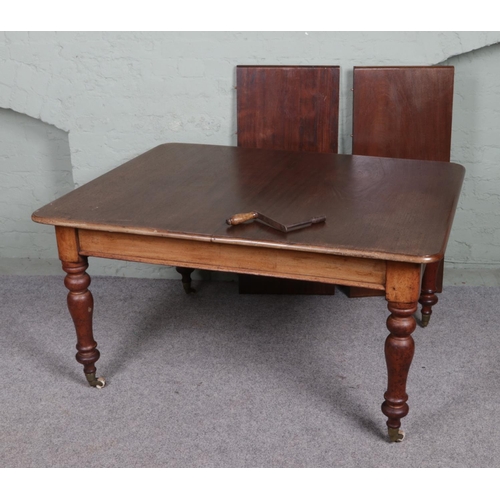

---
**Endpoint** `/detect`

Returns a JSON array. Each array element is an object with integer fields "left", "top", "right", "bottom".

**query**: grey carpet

[{"left": 1, "top": 275, "right": 499, "bottom": 467}]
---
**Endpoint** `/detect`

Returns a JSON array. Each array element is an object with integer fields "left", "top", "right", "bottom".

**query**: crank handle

[
  {"left": 309, "top": 215, "right": 326, "bottom": 224},
  {"left": 226, "top": 212, "right": 259, "bottom": 226}
]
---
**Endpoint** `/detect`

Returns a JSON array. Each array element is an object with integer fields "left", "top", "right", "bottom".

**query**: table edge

[{"left": 33, "top": 215, "right": 443, "bottom": 264}]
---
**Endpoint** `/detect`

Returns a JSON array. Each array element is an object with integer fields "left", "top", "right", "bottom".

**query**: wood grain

[
  {"left": 237, "top": 65, "right": 339, "bottom": 294},
  {"left": 352, "top": 66, "right": 454, "bottom": 161},
  {"left": 55, "top": 226, "right": 80, "bottom": 262},
  {"left": 77, "top": 229, "right": 387, "bottom": 289},
  {"left": 31, "top": 141, "right": 466, "bottom": 434},
  {"left": 349, "top": 66, "right": 454, "bottom": 297},
  {"left": 237, "top": 65, "right": 340, "bottom": 153},
  {"left": 32, "top": 144, "right": 465, "bottom": 265},
  {"left": 385, "top": 261, "right": 422, "bottom": 303},
  {"left": 382, "top": 300, "right": 417, "bottom": 436},
  {"left": 383, "top": 260, "right": 421, "bottom": 437},
  {"left": 62, "top": 257, "right": 101, "bottom": 384}
]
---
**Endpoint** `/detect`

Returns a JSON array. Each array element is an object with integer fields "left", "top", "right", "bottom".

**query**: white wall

[
  {"left": 1, "top": 31, "right": 500, "bottom": 277},
  {"left": 446, "top": 43, "right": 500, "bottom": 265},
  {"left": 0, "top": 109, "right": 72, "bottom": 264}
]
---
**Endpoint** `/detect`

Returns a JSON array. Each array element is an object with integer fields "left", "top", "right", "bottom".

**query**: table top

[{"left": 32, "top": 143, "right": 465, "bottom": 263}]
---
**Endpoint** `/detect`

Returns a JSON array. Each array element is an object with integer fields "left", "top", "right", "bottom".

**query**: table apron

[{"left": 77, "top": 229, "right": 386, "bottom": 290}]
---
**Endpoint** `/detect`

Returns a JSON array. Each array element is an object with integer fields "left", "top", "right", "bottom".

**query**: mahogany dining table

[{"left": 32, "top": 143, "right": 465, "bottom": 442}]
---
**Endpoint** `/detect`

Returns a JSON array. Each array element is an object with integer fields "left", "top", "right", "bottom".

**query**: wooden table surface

[
  {"left": 32, "top": 143, "right": 465, "bottom": 442},
  {"left": 33, "top": 143, "right": 465, "bottom": 264}
]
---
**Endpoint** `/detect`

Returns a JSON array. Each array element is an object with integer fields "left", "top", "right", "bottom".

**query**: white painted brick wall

[
  {"left": 0, "top": 109, "right": 73, "bottom": 259},
  {"left": 1, "top": 31, "right": 500, "bottom": 277},
  {"left": 446, "top": 43, "right": 500, "bottom": 265}
]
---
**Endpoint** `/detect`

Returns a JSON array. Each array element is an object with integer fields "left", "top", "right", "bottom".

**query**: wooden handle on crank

[{"left": 226, "top": 212, "right": 259, "bottom": 226}]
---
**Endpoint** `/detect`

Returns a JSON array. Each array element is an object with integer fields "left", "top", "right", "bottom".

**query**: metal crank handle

[
  {"left": 226, "top": 212, "right": 259, "bottom": 226},
  {"left": 309, "top": 215, "right": 326, "bottom": 224}
]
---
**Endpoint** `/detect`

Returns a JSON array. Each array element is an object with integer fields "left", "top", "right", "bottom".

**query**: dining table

[{"left": 32, "top": 143, "right": 465, "bottom": 442}]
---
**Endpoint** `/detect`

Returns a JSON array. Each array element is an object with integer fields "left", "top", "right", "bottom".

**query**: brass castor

[
  {"left": 421, "top": 312, "right": 431, "bottom": 328},
  {"left": 388, "top": 427, "right": 405, "bottom": 442},
  {"left": 86, "top": 373, "right": 106, "bottom": 389}
]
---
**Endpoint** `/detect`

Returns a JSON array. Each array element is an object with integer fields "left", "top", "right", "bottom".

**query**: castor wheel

[
  {"left": 421, "top": 312, "right": 431, "bottom": 327},
  {"left": 86, "top": 373, "right": 106, "bottom": 388},
  {"left": 95, "top": 377, "right": 106, "bottom": 389},
  {"left": 388, "top": 427, "right": 405, "bottom": 442}
]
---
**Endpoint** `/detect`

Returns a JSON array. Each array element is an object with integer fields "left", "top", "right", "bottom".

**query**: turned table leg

[
  {"left": 62, "top": 257, "right": 105, "bottom": 388},
  {"left": 419, "top": 260, "right": 440, "bottom": 327},
  {"left": 382, "top": 261, "right": 421, "bottom": 441},
  {"left": 381, "top": 301, "right": 417, "bottom": 442},
  {"left": 176, "top": 267, "right": 196, "bottom": 294}
]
